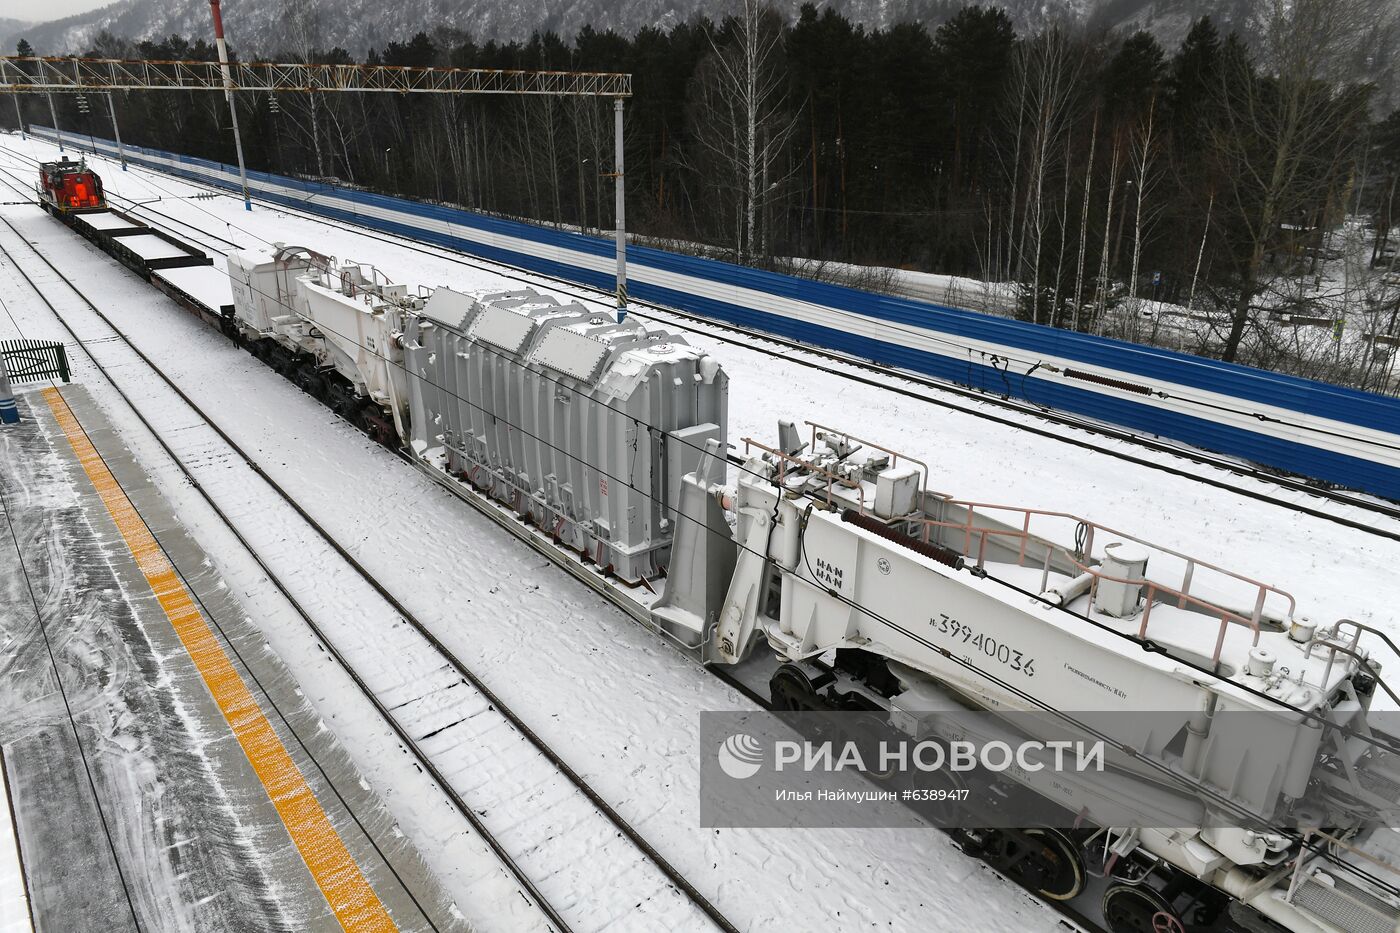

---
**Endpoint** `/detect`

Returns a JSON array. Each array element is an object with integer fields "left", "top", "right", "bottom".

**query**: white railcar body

[{"left": 221, "top": 246, "right": 1400, "bottom": 933}]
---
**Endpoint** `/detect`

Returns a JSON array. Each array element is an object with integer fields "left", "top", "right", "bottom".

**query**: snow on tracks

[{"left": 0, "top": 184, "right": 729, "bottom": 933}]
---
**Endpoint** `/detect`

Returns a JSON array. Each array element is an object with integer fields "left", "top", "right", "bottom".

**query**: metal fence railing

[{"left": 1, "top": 339, "right": 70, "bottom": 384}]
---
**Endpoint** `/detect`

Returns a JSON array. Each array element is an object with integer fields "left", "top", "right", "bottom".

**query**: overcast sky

[{"left": 7, "top": 0, "right": 112, "bottom": 24}]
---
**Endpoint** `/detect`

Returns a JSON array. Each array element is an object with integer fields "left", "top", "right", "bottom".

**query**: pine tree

[
  {"left": 1168, "top": 17, "right": 1221, "bottom": 146},
  {"left": 933, "top": 6, "right": 1015, "bottom": 194}
]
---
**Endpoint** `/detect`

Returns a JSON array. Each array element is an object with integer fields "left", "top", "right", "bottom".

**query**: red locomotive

[{"left": 37, "top": 158, "right": 105, "bottom": 212}]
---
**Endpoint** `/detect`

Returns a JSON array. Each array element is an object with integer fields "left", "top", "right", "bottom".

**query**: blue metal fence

[{"left": 24, "top": 126, "right": 1400, "bottom": 499}]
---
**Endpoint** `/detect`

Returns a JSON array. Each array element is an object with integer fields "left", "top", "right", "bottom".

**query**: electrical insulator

[
  {"left": 267, "top": 94, "right": 280, "bottom": 113},
  {"left": 76, "top": 94, "right": 89, "bottom": 113}
]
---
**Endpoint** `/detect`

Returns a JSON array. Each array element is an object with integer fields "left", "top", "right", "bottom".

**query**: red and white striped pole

[{"left": 209, "top": 0, "right": 252, "bottom": 210}]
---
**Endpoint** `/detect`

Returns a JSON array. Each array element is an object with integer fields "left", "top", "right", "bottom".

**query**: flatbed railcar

[
  {"left": 38, "top": 195, "right": 235, "bottom": 326},
  {"left": 40, "top": 201, "right": 210, "bottom": 276},
  {"left": 31, "top": 162, "right": 1400, "bottom": 933}
]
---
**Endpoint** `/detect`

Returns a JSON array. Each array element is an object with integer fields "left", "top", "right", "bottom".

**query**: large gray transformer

[{"left": 405, "top": 286, "right": 728, "bottom": 584}]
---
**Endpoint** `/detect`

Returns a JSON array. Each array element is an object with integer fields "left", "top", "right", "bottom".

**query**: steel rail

[
  {"left": 61, "top": 142, "right": 1397, "bottom": 536},
  {"left": 0, "top": 198, "right": 739, "bottom": 933},
  {"left": 14, "top": 152, "right": 1400, "bottom": 930},
  {"left": 0, "top": 212, "right": 454, "bottom": 932}
]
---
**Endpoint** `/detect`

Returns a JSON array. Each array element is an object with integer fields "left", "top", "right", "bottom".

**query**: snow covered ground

[
  {"left": 0, "top": 216, "right": 724, "bottom": 930},
  {"left": 0, "top": 207, "right": 545, "bottom": 930},
  {"left": 0, "top": 137, "right": 1066, "bottom": 931},
  {"left": 0, "top": 380, "right": 470, "bottom": 931},
  {"left": 12, "top": 136, "right": 1391, "bottom": 586},
  {"left": 4, "top": 131, "right": 1400, "bottom": 930}
]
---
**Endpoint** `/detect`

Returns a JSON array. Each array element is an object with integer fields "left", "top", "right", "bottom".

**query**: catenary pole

[
  {"left": 11, "top": 94, "right": 22, "bottom": 139},
  {"left": 45, "top": 92, "right": 62, "bottom": 152},
  {"left": 613, "top": 97, "right": 626, "bottom": 318},
  {"left": 106, "top": 93, "right": 126, "bottom": 170},
  {"left": 209, "top": 0, "right": 252, "bottom": 210}
]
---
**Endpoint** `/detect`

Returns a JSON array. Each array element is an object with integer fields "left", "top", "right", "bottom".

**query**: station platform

[{"left": 0, "top": 385, "right": 459, "bottom": 932}]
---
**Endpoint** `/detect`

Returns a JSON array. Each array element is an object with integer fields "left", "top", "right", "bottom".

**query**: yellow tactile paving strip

[{"left": 41, "top": 387, "right": 398, "bottom": 933}]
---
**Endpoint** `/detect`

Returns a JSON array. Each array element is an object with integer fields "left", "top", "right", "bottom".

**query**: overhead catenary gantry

[
  {"left": 0, "top": 56, "right": 632, "bottom": 97},
  {"left": 0, "top": 50, "right": 635, "bottom": 308}
]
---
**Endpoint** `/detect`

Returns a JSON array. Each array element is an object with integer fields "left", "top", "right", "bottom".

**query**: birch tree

[
  {"left": 1071, "top": 106, "right": 1098, "bottom": 330},
  {"left": 282, "top": 0, "right": 326, "bottom": 175},
  {"left": 1129, "top": 93, "right": 1162, "bottom": 340},
  {"left": 1005, "top": 28, "right": 1085, "bottom": 323},
  {"left": 689, "top": 1, "right": 798, "bottom": 263}
]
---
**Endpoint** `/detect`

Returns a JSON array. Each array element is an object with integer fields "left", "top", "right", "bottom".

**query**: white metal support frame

[
  {"left": 614, "top": 97, "right": 626, "bottom": 315},
  {"left": 0, "top": 57, "right": 632, "bottom": 97}
]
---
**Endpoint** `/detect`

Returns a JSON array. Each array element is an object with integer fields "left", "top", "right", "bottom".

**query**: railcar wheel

[
  {"left": 769, "top": 665, "right": 825, "bottom": 711},
  {"left": 1102, "top": 883, "right": 1179, "bottom": 933},
  {"left": 987, "top": 828, "right": 1085, "bottom": 902},
  {"left": 830, "top": 708, "right": 898, "bottom": 779},
  {"left": 1021, "top": 829, "right": 1084, "bottom": 901},
  {"left": 325, "top": 382, "right": 357, "bottom": 416},
  {"left": 293, "top": 364, "right": 328, "bottom": 400},
  {"left": 362, "top": 409, "right": 397, "bottom": 447}
]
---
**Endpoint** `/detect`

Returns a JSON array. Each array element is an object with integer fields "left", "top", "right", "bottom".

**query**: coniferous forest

[{"left": 7, "top": 1, "right": 1400, "bottom": 389}]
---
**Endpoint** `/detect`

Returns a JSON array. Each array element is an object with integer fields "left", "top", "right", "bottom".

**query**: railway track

[
  {"left": 65, "top": 152, "right": 1400, "bottom": 926},
  {"left": 10, "top": 130, "right": 1400, "bottom": 930},
  {"left": 0, "top": 213, "right": 456, "bottom": 933},
  {"left": 33, "top": 144, "right": 1399, "bottom": 932},
  {"left": 0, "top": 187, "right": 742, "bottom": 933},
  {"left": 0, "top": 150, "right": 1117, "bottom": 933},
  {"left": 4, "top": 150, "right": 1126, "bottom": 933},
  {"left": 11, "top": 144, "right": 1391, "bottom": 539}
]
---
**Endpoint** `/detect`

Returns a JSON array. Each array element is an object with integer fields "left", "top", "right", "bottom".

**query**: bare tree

[
  {"left": 689, "top": 1, "right": 799, "bottom": 263},
  {"left": 1003, "top": 27, "right": 1085, "bottom": 323},
  {"left": 1211, "top": 0, "right": 1380, "bottom": 361},
  {"left": 1071, "top": 106, "right": 1098, "bottom": 331},
  {"left": 535, "top": 96, "right": 565, "bottom": 226},
  {"left": 279, "top": 0, "right": 328, "bottom": 175},
  {"left": 1052, "top": 135, "right": 1073, "bottom": 326},
  {"left": 1185, "top": 190, "right": 1215, "bottom": 315},
  {"left": 1094, "top": 130, "right": 1124, "bottom": 333},
  {"left": 1129, "top": 94, "right": 1163, "bottom": 341}
]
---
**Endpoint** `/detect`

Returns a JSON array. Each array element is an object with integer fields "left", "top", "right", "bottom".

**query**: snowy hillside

[
  {"left": 0, "top": 18, "right": 32, "bottom": 41},
  {"left": 3, "top": 0, "right": 1247, "bottom": 58}
]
